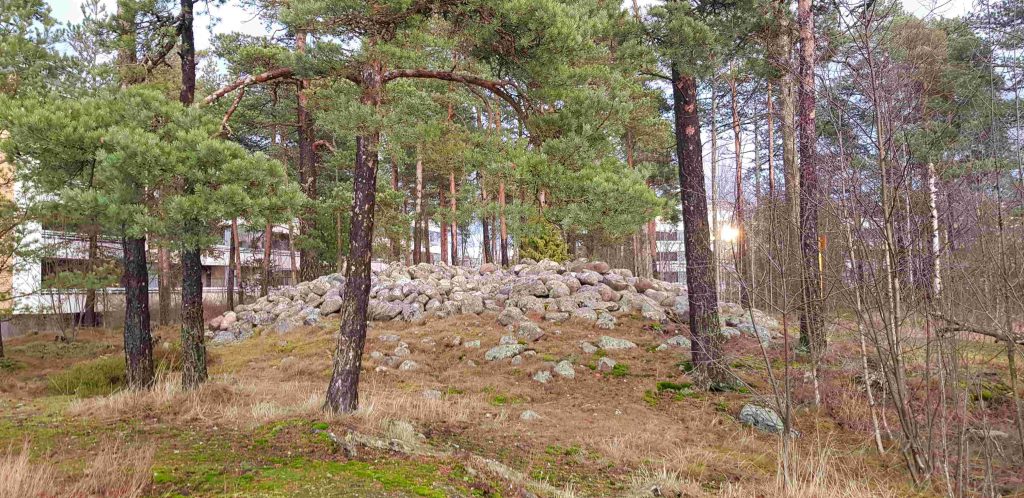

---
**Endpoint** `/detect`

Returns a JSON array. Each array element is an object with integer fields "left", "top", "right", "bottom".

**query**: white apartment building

[{"left": 1, "top": 146, "right": 298, "bottom": 327}]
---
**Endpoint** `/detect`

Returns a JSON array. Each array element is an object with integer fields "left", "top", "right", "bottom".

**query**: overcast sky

[{"left": 48, "top": 0, "right": 976, "bottom": 53}]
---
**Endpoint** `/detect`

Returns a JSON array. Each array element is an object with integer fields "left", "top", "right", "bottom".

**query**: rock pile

[{"left": 206, "top": 259, "right": 781, "bottom": 346}]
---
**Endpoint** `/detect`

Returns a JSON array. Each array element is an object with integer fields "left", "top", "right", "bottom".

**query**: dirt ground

[{"left": 0, "top": 311, "right": 995, "bottom": 497}]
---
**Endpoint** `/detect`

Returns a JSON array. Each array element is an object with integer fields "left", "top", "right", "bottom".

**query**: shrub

[
  {"left": 519, "top": 222, "right": 568, "bottom": 262},
  {"left": 47, "top": 356, "right": 126, "bottom": 397}
]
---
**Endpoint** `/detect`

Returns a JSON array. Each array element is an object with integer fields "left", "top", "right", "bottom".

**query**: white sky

[{"left": 48, "top": 0, "right": 976, "bottom": 53}]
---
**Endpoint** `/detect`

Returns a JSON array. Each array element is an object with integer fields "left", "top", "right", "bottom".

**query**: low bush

[{"left": 47, "top": 356, "right": 126, "bottom": 397}]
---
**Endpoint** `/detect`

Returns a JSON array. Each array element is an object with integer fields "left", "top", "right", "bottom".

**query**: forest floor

[{"left": 0, "top": 310, "right": 1017, "bottom": 497}]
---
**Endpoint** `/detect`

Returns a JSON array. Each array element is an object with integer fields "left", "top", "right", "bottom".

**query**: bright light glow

[{"left": 720, "top": 224, "right": 739, "bottom": 243}]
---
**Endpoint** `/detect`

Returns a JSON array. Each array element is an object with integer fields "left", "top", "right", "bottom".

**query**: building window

[{"left": 656, "top": 230, "right": 679, "bottom": 242}]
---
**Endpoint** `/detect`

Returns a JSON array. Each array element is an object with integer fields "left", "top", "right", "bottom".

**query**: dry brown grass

[
  {"left": 0, "top": 440, "right": 152, "bottom": 498},
  {"left": 0, "top": 441, "right": 54, "bottom": 498},
  {"left": 67, "top": 373, "right": 325, "bottom": 430},
  {"left": 43, "top": 315, "right": 927, "bottom": 496}
]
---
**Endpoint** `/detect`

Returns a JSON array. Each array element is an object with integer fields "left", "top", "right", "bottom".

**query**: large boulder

[
  {"left": 320, "top": 296, "right": 343, "bottom": 315},
  {"left": 738, "top": 404, "right": 785, "bottom": 433},
  {"left": 597, "top": 335, "right": 636, "bottom": 350},
  {"left": 485, "top": 344, "right": 526, "bottom": 361}
]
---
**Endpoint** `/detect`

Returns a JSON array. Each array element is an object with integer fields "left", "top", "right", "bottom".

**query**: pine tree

[{"left": 649, "top": 0, "right": 760, "bottom": 390}]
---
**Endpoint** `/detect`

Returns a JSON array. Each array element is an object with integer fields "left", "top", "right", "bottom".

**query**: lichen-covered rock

[
  {"left": 597, "top": 357, "right": 617, "bottom": 372},
  {"left": 597, "top": 336, "right": 636, "bottom": 350},
  {"left": 532, "top": 370, "right": 553, "bottom": 383},
  {"left": 485, "top": 344, "right": 526, "bottom": 361},
  {"left": 554, "top": 360, "right": 575, "bottom": 379},
  {"left": 320, "top": 297, "right": 343, "bottom": 315},
  {"left": 516, "top": 321, "right": 545, "bottom": 342},
  {"left": 520, "top": 410, "right": 541, "bottom": 421},
  {"left": 497, "top": 306, "right": 525, "bottom": 326},
  {"left": 739, "top": 404, "right": 784, "bottom": 433}
]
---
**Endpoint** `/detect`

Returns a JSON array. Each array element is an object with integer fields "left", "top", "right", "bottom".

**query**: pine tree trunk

[
  {"left": 730, "top": 74, "right": 751, "bottom": 309},
  {"left": 261, "top": 223, "right": 272, "bottom": 297},
  {"left": 440, "top": 188, "right": 449, "bottom": 265},
  {"left": 449, "top": 171, "right": 458, "bottom": 266},
  {"left": 227, "top": 221, "right": 236, "bottom": 310},
  {"left": 797, "top": 0, "right": 824, "bottom": 357},
  {"left": 296, "top": 29, "right": 319, "bottom": 281},
  {"left": 390, "top": 160, "right": 402, "bottom": 261},
  {"left": 413, "top": 158, "right": 423, "bottom": 263},
  {"left": 82, "top": 228, "right": 99, "bottom": 327},
  {"left": 481, "top": 176, "right": 492, "bottom": 264},
  {"left": 499, "top": 180, "right": 509, "bottom": 267},
  {"left": 710, "top": 86, "right": 720, "bottom": 292},
  {"left": 767, "top": 81, "right": 776, "bottom": 199},
  {"left": 158, "top": 248, "right": 172, "bottom": 325},
  {"left": 288, "top": 221, "right": 298, "bottom": 284},
  {"left": 781, "top": 73, "right": 799, "bottom": 226},
  {"left": 648, "top": 219, "right": 658, "bottom": 279},
  {"left": 180, "top": 247, "right": 206, "bottom": 388},
  {"left": 325, "top": 64, "right": 381, "bottom": 414},
  {"left": 122, "top": 235, "right": 154, "bottom": 389},
  {"left": 670, "top": 66, "right": 730, "bottom": 390},
  {"left": 232, "top": 219, "right": 244, "bottom": 304},
  {"left": 178, "top": 0, "right": 206, "bottom": 389}
]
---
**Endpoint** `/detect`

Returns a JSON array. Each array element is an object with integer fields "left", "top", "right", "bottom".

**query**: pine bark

[
  {"left": 227, "top": 220, "right": 236, "bottom": 310},
  {"left": 325, "top": 64, "right": 381, "bottom": 414},
  {"left": 115, "top": 0, "right": 154, "bottom": 389},
  {"left": 81, "top": 229, "right": 99, "bottom": 327},
  {"left": 296, "top": 30, "right": 319, "bottom": 280},
  {"left": 178, "top": 0, "right": 206, "bottom": 389},
  {"left": 413, "top": 158, "right": 423, "bottom": 263},
  {"left": 122, "top": 236, "right": 154, "bottom": 389},
  {"left": 670, "top": 66, "right": 730, "bottom": 390},
  {"left": 261, "top": 223, "right": 272, "bottom": 297},
  {"left": 157, "top": 248, "right": 172, "bottom": 325},
  {"left": 440, "top": 188, "right": 449, "bottom": 265},
  {"left": 481, "top": 174, "right": 492, "bottom": 264},
  {"left": 767, "top": 82, "right": 776, "bottom": 199},
  {"left": 449, "top": 171, "right": 458, "bottom": 265},
  {"left": 499, "top": 180, "right": 509, "bottom": 266},
  {"left": 730, "top": 74, "right": 752, "bottom": 309},
  {"left": 797, "top": 0, "right": 824, "bottom": 357}
]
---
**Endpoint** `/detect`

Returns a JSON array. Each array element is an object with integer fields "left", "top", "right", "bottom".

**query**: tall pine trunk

[
  {"left": 797, "top": 0, "right": 824, "bottom": 357},
  {"left": 261, "top": 223, "right": 272, "bottom": 297},
  {"left": 296, "top": 30, "right": 319, "bottom": 281},
  {"left": 325, "top": 64, "right": 381, "bottom": 414},
  {"left": 227, "top": 220, "right": 237, "bottom": 310},
  {"left": 116, "top": 0, "right": 154, "bottom": 389},
  {"left": 499, "top": 180, "right": 509, "bottom": 266},
  {"left": 767, "top": 82, "right": 776, "bottom": 199},
  {"left": 157, "top": 248, "right": 172, "bottom": 324},
  {"left": 82, "top": 228, "right": 99, "bottom": 327},
  {"left": 178, "top": 0, "right": 206, "bottom": 389},
  {"left": 122, "top": 235, "right": 154, "bottom": 389},
  {"left": 413, "top": 157, "right": 423, "bottom": 263},
  {"left": 730, "top": 74, "right": 751, "bottom": 309},
  {"left": 481, "top": 174, "right": 492, "bottom": 264},
  {"left": 670, "top": 66, "right": 730, "bottom": 390},
  {"left": 440, "top": 188, "right": 449, "bottom": 265},
  {"left": 449, "top": 172, "right": 458, "bottom": 266},
  {"left": 709, "top": 86, "right": 720, "bottom": 292}
]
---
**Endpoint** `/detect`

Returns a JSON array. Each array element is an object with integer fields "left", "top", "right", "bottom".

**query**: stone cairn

[{"left": 206, "top": 259, "right": 780, "bottom": 346}]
